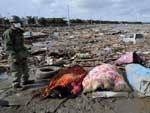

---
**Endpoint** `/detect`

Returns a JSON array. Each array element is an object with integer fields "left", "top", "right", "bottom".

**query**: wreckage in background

[{"left": 122, "top": 33, "right": 145, "bottom": 44}]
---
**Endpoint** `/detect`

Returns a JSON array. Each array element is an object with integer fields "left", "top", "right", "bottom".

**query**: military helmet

[{"left": 9, "top": 15, "right": 22, "bottom": 23}]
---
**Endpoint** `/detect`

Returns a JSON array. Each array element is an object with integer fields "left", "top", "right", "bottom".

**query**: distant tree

[
  {"left": 0, "top": 18, "right": 3, "bottom": 25},
  {"left": 38, "top": 17, "right": 47, "bottom": 26},
  {"left": 55, "top": 18, "right": 67, "bottom": 24},
  {"left": 26, "top": 16, "right": 36, "bottom": 25},
  {"left": 4, "top": 18, "right": 9, "bottom": 25},
  {"left": 0, "top": 17, "right": 9, "bottom": 26},
  {"left": 70, "top": 19, "right": 84, "bottom": 24}
]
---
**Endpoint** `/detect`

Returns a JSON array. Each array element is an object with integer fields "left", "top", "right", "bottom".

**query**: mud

[{"left": 0, "top": 96, "right": 150, "bottom": 113}]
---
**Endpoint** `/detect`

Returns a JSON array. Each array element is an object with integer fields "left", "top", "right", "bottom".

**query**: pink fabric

[
  {"left": 82, "top": 64, "right": 129, "bottom": 93},
  {"left": 115, "top": 52, "right": 133, "bottom": 65},
  {"left": 71, "top": 75, "right": 85, "bottom": 95}
]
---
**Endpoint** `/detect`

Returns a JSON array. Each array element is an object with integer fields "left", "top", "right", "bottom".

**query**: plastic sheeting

[{"left": 126, "top": 64, "right": 150, "bottom": 96}]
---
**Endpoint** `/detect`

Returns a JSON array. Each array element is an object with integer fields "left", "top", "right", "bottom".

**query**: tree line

[{"left": 0, "top": 16, "right": 143, "bottom": 27}]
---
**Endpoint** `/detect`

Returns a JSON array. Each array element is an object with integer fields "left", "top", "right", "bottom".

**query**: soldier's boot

[
  {"left": 22, "top": 73, "right": 34, "bottom": 85},
  {"left": 12, "top": 71, "right": 22, "bottom": 89},
  {"left": 22, "top": 63, "right": 34, "bottom": 85},
  {"left": 13, "top": 83, "right": 22, "bottom": 89},
  {"left": 22, "top": 80, "right": 35, "bottom": 85}
]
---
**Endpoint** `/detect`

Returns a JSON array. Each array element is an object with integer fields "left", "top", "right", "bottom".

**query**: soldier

[{"left": 3, "top": 16, "right": 34, "bottom": 89}]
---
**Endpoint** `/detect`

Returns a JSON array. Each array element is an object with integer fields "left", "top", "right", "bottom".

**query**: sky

[{"left": 0, "top": 0, "right": 150, "bottom": 22}]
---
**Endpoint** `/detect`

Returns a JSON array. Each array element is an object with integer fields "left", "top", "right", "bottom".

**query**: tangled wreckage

[{"left": 0, "top": 24, "right": 150, "bottom": 113}]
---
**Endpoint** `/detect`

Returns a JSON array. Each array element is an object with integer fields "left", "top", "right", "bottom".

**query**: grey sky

[{"left": 0, "top": 0, "right": 150, "bottom": 21}]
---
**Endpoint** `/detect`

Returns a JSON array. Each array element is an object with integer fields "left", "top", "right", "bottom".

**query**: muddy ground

[
  {"left": 1, "top": 90, "right": 150, "bottom": 113},
  {"left": 0, "top": 24, "right": 150, "bottom": 113},
  {"left": 1, "top": 97, "right": 150, "bottom": 113}
]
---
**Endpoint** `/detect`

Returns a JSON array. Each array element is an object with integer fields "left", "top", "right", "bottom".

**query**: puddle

[{"left": 0, "top": 72, "right": 8, "bottom": 80}]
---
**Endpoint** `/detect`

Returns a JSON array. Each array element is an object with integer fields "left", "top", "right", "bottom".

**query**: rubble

[{"left": 1, "top": 24, "right": 150, "bottom": 113}]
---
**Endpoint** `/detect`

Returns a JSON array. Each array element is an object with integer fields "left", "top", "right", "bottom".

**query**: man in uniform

[{"left": 3, "top": 15, "right": 34, "bottom": 89}]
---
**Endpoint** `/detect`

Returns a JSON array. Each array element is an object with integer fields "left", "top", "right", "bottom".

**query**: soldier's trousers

[{"left": 9, "top": 57, "right": 29, "bottom": 86}]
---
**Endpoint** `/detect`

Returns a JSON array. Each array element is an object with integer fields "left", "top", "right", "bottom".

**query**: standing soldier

[{"left": 3, "top": 15, "right": 34, "bottom": 89}]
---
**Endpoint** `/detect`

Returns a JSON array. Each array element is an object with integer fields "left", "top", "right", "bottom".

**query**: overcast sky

[{"left": 0, "top": 0, "right": 150, "bottom": 22}]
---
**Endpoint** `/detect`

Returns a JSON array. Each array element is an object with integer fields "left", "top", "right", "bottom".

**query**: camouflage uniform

[{"left": 3, "top": 28, "right": 29, "bottom": 87}]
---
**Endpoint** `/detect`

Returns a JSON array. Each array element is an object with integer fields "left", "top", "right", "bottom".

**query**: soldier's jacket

[{"left": 3, "top": 28, "right": 29, "bottom": 60}]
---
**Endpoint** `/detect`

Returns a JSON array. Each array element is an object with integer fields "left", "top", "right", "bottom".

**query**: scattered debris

[
  {"left": 35, "top": 65, "right": 60, "bottom": 80},
  {"left": 23, "top": 31, "right": 32, "bottom": 38},
  {"left": 122, "top": 33, "right": 145, "bottom": 44},
  {"left": 92, "top": 91, "right": 129, "bottom": 98},
  {"left": 1, "top": 24, "right": 150, "bottom": 113}
]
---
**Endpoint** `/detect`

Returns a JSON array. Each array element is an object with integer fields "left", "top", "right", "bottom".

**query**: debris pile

[{"left": 1, "top": 24, "right": 150, "bottom": 113}]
